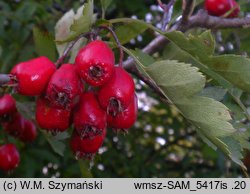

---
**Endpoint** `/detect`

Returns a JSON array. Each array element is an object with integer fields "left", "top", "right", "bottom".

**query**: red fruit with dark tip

[
  {"left": 108, "top": 95, "right": 138, "bottom": 130},
  {"left": 36, "top": 97, "right": 71, "bottom": 133},
  {"left": 46, "top": 64, "right": 83, "bottom": 110},
  {"left": 3, "top": 113, "right": 25, "bottom": 138},
  {"left": 70, "top": 129, "right": 106, "bottom": 159},
  {"left": 0, "top": 144, "right": 20, "bottom": 171},
  {"left": 205, "top": 0, "right": 240, "bottom": 18},
  {"left": 0, "top": 94, "right": 16, "bottom": 119},
  {"left": 73, "top": 92, "right": 107, "bottom": 138},
  {"left": 98, "top": 67, "right": 135, "bottom": 115},
  {"left": 10, "top": 56, "right": 56, "bottom": 96},
  {"left": 19, "top": 120, "right": 37, "bottom": 142},
  {"left": 75, "top": 40, "right": 115, "bottom": 86}
]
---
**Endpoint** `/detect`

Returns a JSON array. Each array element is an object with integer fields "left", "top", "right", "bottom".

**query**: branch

[
  {"left": 124, "top": 13, "right": 250, "bottom": 70},
  {"left": 187, "top": 10, "right": 250, "bottom": 29}
]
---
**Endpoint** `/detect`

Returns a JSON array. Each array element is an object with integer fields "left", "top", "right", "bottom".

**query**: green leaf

[
  {"left": 33, "top": 27, "right": 57, "bottom": 61},
  {"left": 165, "top": 30, "right": 250, "bottom": 93},
  {"left": 42, "top": 131, "right": 66, "bottom": 156},
  {"left": 200, "top": 86, "right": 227, "bottom": 101},
  {"left": 101, "top": 0, "right": 113, "bottom": 11},
  {"left": 112, "top": 21, "right": 148, "bottom": 45},
  {"left": 145, "top": 61, "right": 234, "bottom": 136},
  {"left": 101, "top": 0, "right": 113, "bottom": 19},
  {"left": 54, "top": 4, "right": 88, "bottom": 61},
  {"left": 234, "top": 128, "right": 250, "bottom": 150},
  {"left": 70, "top": 0, "right": 95, "bottom": 34},
  {"left": 129, "top": 57, "right": 244, "bottom": 167},
  {"left": 130, "top": 49, "right": 155, "bottom": 67},
  {"left": 55, "top": 0, "right": 95, "bottom": 44},
  {"left": 219, "top": 136, "right": 245, "bottom": 168}
]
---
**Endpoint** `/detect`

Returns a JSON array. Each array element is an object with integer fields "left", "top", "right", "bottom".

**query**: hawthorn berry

[
  {"left": 70, "top": 129, "right": 106, "bottom": 160},
  {"left": 19, "top": 119, "right": 37, "bottom": 142},
  {"left": 46, "top": 64, "right": 83, "bottom": 110},
  {"left": 10, "top": 56, "right": 56, "bottom": 96},
  {"left": 0, "top": 94, "right": 16, "bottom": 120},
  {"left": 35, "top": 97, "right": 71, "bottom": 133},
  {"left": 205, "top": 0, "right": 240, "bottom": 18},
  {"left": 0, "top": 144, "right": 20, "bottom": 171},
  {"left": 73, "top": 92, "right": 107, "bottom": 138},
  {"left": 98, "top": 67, "right": 135, "bottom": 115},
  {"left": 3, "top": 113, "right": 25, "bottom": 138},
  {"left": 108, "top": 95, "right": 138, "bottom": 131},
  {"left": 75, "top": 40, "right": 115, "bottom": 86}
]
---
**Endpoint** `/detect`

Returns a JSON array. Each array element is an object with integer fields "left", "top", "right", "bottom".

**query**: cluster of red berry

[
  {"left": 0, "top": 94, "right": 37, "bottom": 171},
  {"left": 0, "top": 40, "right": 137, "bottom": 171},
  {"left": 205, "top": 0, "right": 240, "bottom": 18}
]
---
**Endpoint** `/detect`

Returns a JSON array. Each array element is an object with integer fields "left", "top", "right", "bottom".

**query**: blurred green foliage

[{"left": 0, "top": 0, "right": 249, "bottom": 178}]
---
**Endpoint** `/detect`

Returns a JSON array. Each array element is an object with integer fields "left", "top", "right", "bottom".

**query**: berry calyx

[
  {"left": 97, "top": 67, "right": 135, "bottom": 115},
  {"left": 70, "top": 129, "right": 106, "bottom": 160},
  {"left": 46, "top": 64, "right": 83, "bottom": 110},
  {"left": 0, "top": 144, "right": 20, "bottom": 171},
  {"left": 0, "top": 94, "right": 16, "bottom": 120},
  {"left": 73, "top": 92, "right": 107, "bottom": 138},
  {"left": 108, "top": 95, "right": 138, "bottom": 131},
  {"left": 10, "top": 56, "right": 56, "bottom": 96},
  {"left": 75, "top": 40, "right": 115, "bottom": 86},
  {"left": 205, "top": 0, "right": 240, "bottom": 18},
  {"left": 35, "top": 97, "right": 71, "bottom": 134}
]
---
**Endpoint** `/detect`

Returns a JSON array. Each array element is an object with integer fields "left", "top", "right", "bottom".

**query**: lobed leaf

[
  {"left": 128, "top": 52, "right": 245, "bottom": 168},
  {"left": 165, "top": 31, "right": 250, "bottom": 93}
]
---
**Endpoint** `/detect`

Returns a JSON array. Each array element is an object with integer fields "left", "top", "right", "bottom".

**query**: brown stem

[
  {"left": 55, "top": 32, "right": 95, "bottom": 67},
  {"left": 180, "top": 0, "right": 195, "bottom": 26},
  {"left": 99, "top": 26, "right": 124, "bottom": 67}
]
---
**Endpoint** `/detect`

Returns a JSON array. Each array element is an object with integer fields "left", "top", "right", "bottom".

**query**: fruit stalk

[
  {"left": 99, "top": 26, "right": 124, "bottom": 67},
  {"left": 55, "top": 31, "right": 97, "bottom": 67}
]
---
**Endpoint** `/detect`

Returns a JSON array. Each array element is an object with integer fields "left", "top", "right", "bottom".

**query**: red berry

[
  {"left": 0, "top": 144, "right": 20, "bottom": 171},
  {"left": 75, "top": 40, "right": 115, "bottom": 86},
  {"left": 205, "top": 0, "right": 240, "bottom": 18},
  {"left": 73, "top": 92, "right": 107, "bottom": 138},
  {"left": 35, "top": 97, "right": 71, "bottom": 133},
  {"left": 108, "top": 95, "right": 138, "bottom": 130},
  {"left": 0, "top": 94, "right": 16, "bottom": 119},
  {"left": 3, "top": 113, "right": 25, "bottom": 138},
  {"left": 98, "top": 67, "right": 135, "bottom": 115},
  {"left": 19, "top": 119, "right": 37, "bottom": 142},
  {"left": 46, "top": 64, "right": 83, "bottom": 110},
  {"left": 70, "top": 129, "right": 106, "bottom": 160},
  {"left": 10, "top": 56, "right": 56, "bottom": 96}
]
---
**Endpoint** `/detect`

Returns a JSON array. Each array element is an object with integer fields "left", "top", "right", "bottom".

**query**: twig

[
  {"left": 187, "top": 10, "right": 250, "bottom": 29},
  {"left": 99, "top": 26, "right": 124, "bottom": 67},
  {"left": 180, "top": 0, "right": 195, "bottom": 26},
  {"left": 157, "top": 0, "right": 177, "bottom": 30},
  {"left": 55, "top": 32, "right": 95, "bottom": 67}
]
